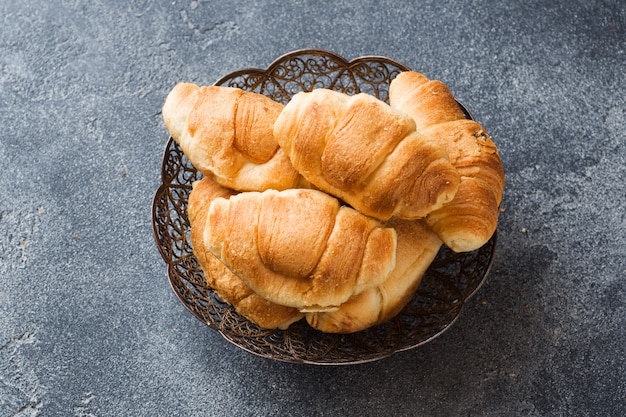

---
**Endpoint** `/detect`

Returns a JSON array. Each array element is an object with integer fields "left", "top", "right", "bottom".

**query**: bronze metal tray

[{"left": 152, "top": 49, "right": 497, "bottom": 365}]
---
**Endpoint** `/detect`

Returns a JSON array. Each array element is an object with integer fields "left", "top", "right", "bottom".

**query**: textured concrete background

[{"left": 1, "top": 0, "right": 624, "bottom": 416}]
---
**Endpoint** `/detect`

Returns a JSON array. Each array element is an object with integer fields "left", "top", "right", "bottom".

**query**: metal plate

[{"left": 152, "top": 49, "right": 496, "bottom": 364}]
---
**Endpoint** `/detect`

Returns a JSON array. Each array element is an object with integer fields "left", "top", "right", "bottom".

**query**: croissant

[
  {"left": 389, "top": 71, "right": 505, "bottom": 252},
  {"left": 306, "top": 218, "right": 441, "bottom": 333},
  {"left": 162, "top": 83, "right": 306, "bottom": 191},
  {"left": 203, "top": 187, "right": 398, "bottom": 311},
  {"left": 272, "top": 88, "right": 461, "bottom": 220},
  {"left": 188, "top": 176, "right": 303, "bottom": 329}
]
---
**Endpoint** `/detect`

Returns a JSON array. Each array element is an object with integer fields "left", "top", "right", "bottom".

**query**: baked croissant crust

[
  {"left": 389, "top": 71, "right": 505, "bottom": 252},
  {"left": 164, "top": 72, "right": 502, "bottom": 333},
  {"left": 273, "top": 88, "right": 461, "bottom": 220},
  {"left": 203, "top": 187, "right": 398, "bottom": 311},
  {"left": 162, "top": 83, "right": 305, "bottom": 191},
  {"left": 306, "top": 218, "right": 441, "bottom": 333},
  {"left": 188, "top": 176, "right": 303, "bottom": 329}
]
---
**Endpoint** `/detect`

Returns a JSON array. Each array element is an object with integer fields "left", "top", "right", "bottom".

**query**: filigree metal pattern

[{"left": 152, "top": 49, "right": 496, "bottom": 364}]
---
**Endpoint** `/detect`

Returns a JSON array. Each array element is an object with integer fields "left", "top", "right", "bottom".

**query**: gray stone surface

[{"left": 1, "top": 0, "right": 624, "bottom": 416}]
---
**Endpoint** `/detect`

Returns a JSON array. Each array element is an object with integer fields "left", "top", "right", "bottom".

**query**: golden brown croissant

[
  {"left": 203, "top": 187, "right": 398, "bottom": 311},
  {"left": 188, "top": 176, "right": 303, "bottom": 329},
  {"left": 273, "top": 88, "right": 461, "bottom": 220},
  {"left": 162, "top": 83, "right": 306, "bottom": 191},
  {"left": 306, "top": 218, "right": 441, "bottom": 333},
  {"left": 389, "top": 71, "right": 505, "bottom": 252}
]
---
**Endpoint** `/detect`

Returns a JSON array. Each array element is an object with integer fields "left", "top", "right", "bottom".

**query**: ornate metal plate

[{"left": 152, "top": 49, "right": 497, "bottom": 365}]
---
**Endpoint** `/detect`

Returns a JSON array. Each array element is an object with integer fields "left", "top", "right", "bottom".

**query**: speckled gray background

[{"left": 1, "top": 1, "right": 624, "bottom": 416}]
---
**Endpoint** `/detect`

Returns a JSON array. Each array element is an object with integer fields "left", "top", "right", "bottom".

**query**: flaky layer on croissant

[
  {"left": 203, "top": 187, "right": 398, "bottom": 311},
  {"left": 306, "top": 218, "right": 441, "bottom": 333},
  {"left": 162, "top": 83, "right": 306, "bottom": 191},
  {"left": 390, "top": 71, "right": 505, "bottom": 252},
  {"left": 273, "top": 88, "right": 461, "bottom": 221},
  {"left": 188, "top": 176, "right": 303, "bottom": 329}
]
